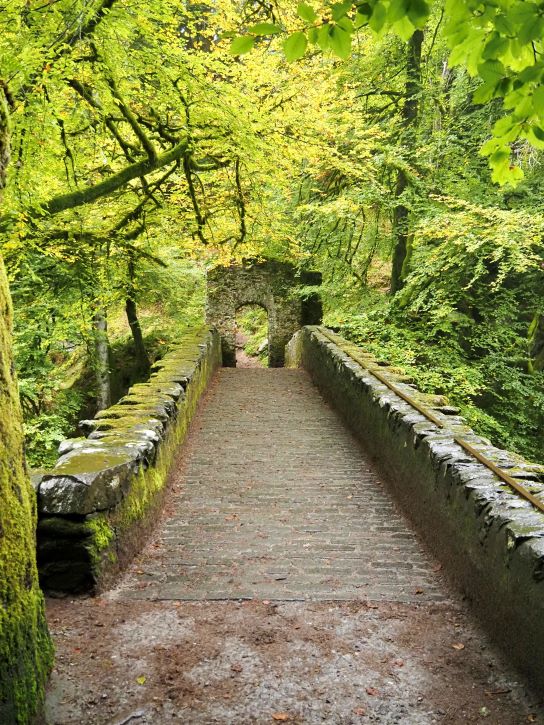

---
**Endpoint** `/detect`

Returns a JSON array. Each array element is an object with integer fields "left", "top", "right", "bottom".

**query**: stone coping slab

[
  {"left": 36, "top": 327, "right": 221, "bottom": 594},
  {"left": 287, "top": 325, "right": 544, "bottom": 693}
]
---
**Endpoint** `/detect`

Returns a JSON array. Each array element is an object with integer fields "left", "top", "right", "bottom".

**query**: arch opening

[
  {"left": 206, "top": 261, "right": 323, "bottom": 368},
  {"left": 235, "top": 304, "right": 268, "bottom": 368}
]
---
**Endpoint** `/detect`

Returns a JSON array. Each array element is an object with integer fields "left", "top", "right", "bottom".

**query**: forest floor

[
  {"left": 44, "top": 597, "right": 542, "bottom": 725},
  {"left": 43, "top": 369, "right": 543, "bottom": 724}
]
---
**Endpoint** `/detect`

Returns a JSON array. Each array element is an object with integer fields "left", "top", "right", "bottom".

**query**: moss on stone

[
  {"left": 0, "top": 255, "right": 53, "bottom": 723},
  {"left": 85, "top": 415, "right": 163, "bottom": 433},
  {"left": 38, "top": 327, "right": 221, "bottom": 593},
  {"left": 88, "top": 332, "right": 218, "bottom": 584},
  {"left": 84, "top": 515, "right": 116, "bottom": 569},
  {"left": 96, "top": 404, "right": 169, "bottom": 421},
  {"left": 86, "top": 515, "right": 115, "bottom": 552},
  {"left": 54, "top": 449, "right": 136, "bottom": 475}
]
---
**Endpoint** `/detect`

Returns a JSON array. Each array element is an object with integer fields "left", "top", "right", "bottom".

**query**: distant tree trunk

[
  {"left": 529, "top": 312, "right": 544, "bottom": 373},
  {"left": 93, "top": 309, "right": 111, "bottom": 410},
  {"left": 126, "top": 254, "right": 150, "bottom": 375},
  {"left": 0, "top": 82, "right": 53, "bottom": 723},
  {"left": 390, "top": 29, "right": 423, "bottom": 295},
  {"left": 0, "top": 83, "right": 9, "bottom": 189}
]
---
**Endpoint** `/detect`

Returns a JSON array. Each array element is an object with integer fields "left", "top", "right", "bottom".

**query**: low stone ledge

[
  {"left": 292, "top": 325, "right": 544, "bottom": 692},
  {"left": 36, "top": 326, "right": 221, "bottom": 594}
]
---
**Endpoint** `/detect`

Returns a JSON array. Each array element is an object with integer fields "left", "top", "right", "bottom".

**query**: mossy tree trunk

[
  {"left": 0, "top": 85, "right": 53, "bottom": 723},
  {"left": 390, "top": 29, "right": 423, "bottom": 295},
  {"left": 93, "top": 309, "right": 112, "bottom": 411}
]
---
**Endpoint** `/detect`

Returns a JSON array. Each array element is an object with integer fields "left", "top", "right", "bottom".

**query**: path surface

[
  {"left": 114, "top": 369, "right": 444, "bottom": 602},
  {"left": 44, "top": 369, "right": 542, "bottom": 724},
  {"left": 235, "top": 331, "right": 265, "bottom": 368}
]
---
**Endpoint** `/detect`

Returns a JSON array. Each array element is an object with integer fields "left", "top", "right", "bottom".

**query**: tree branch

[
  {"left": 0, "top": 140, "right": 188, "bottom": 230},
  {"left": 234, "top": 157, "right": 247, "bottom": 246},
  {"left": 63, "top": 0, "right": 118, "bottom": 48},
  {"left": 104, "top": 74, "right": 158, "bottom": 163},
  {"left": 183, "top": 154, "right": 208, "bottom": 245},
  {"left": 68, "top": 79, "right": 138, "bottom": 161}
]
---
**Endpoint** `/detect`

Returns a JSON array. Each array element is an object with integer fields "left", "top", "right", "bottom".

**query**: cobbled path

[
  {"left": 49, "top": 368, "right": 539, "bottom": 724},
  {"left": 114, "top": 369, "right": 448, "bottom": 603}
]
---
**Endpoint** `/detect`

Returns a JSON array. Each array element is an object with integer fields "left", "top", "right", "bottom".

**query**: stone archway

[{"left": 206, "top": 260, "right": 322, "bottom": 367}]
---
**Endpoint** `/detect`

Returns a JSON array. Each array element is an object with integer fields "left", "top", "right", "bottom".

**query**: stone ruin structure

[{"left": 206, "top": 260, "right": 322, "bottom": 367}]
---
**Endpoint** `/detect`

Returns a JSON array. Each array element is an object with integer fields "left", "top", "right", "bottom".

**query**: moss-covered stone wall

[
  {"left": 36, "top": 326, "right": 221, "bottom": 594},
  {"left": 290, "top": 326, "right": 544, "bottom": 692},
  {"left": 0, "top": 90, "right": 53, "bottom": 724}
]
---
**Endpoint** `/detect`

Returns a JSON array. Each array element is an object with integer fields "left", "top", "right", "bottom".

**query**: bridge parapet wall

[
  {"left": 288, "top": 326, "right": 544, "bottom": 692},
  {"left": 36, "top": 327, "right": 221, "bottom": 594}
]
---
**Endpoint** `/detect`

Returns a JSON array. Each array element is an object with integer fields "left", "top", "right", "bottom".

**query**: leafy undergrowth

[
  {"left": 237, "top": 306, "right": 269, "bottom": 365},
  {"left": 326, "top": 285, "right": 544, "bottom": 466},
  {"left": 19, "top": 260, "right": 207, "bottom": 469}
]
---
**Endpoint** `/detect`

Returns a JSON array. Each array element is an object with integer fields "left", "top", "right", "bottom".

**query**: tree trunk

[
  {"left": 529, "top": 312, "right": 544, "bottom": 373},
  {"left": 93, "top": 309, "right": 111, "bottom": 410},
  {"left": 390, "top": 29, "right": 423, "bottom": 295},
  {"left": 390, "top": 170, "right": 410, "bottom": 294},
  {"left": 0, "top": 84, "right": 9, "bottom": 191},
  {"left": 126, "top": 298, "right": 150, "bottom": 374},
  {"left": 0, "top": 84, "right": 53, "bottom": 723},
  {"left": 126, "top": 255, "right": 150, "bottom": 375}
]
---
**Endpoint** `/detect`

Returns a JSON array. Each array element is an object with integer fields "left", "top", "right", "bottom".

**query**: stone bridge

[{"left": 35, "top": 271, "right": 544, "bottom": 720}]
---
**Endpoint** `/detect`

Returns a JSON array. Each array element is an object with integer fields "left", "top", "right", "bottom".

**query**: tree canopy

[
  {"left": 1, "top": 0, "right": 543, "bottom": 466},
  {"left": 231, "top": 0, "right": 544, "bottom": 184}
]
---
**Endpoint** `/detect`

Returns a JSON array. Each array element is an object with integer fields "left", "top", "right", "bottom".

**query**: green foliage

[
  {"left": 283, "top": 31, "right": 308, "bottom": 60},
  {"left": 23, "top": 400, "right": 82, "bottom": 470},
  {"left": 134, "top": 254, "right": 206, "bottom": 336},
  {"left": 325, "top": 198, "right": 544, "bottom": 463},
  {"left": 231, "top": 0, "right": 544, "bottom": 184},
  {"left": 230, "top": 35, "right": 255, "bottom": 54},
  {"left": 298, "top": 3, "right": 318, "bottom": 23},
  {"left": 11, "top": 249, "right": 207, "bottom": 466},
  {"left": 443, "top": 0, "right": 544, "bottom": 184},
  {"left": 237, "top": 306, "right": 268, "bottom": 363}
]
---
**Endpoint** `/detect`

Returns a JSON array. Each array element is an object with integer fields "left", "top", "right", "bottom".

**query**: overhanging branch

[
  {"left": 0, "top": 139, "right": 188, "bottom": 231},
  {"left": 42, "top": 139, "right": 186, "bottom": 213}
]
